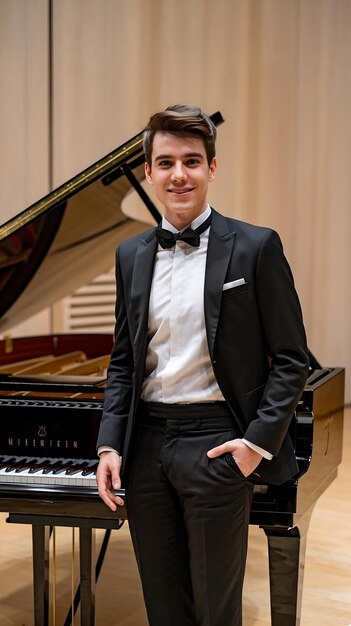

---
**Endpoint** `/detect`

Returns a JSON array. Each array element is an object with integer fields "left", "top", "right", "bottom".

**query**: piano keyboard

[{"left": 0, "top": 455, "right": 98, "bottom": 488}]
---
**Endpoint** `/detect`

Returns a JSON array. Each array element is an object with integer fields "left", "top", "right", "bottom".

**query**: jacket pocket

[
  {"left": 242, "top": 382, "right": 266, "bottom": 398},
  {"left": 222, "top": 282, "right": 249, "bottom": 299}
]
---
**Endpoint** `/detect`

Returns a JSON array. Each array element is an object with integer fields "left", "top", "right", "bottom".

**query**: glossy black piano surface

[
  {"left": 0, "top": 114, "right": 345, "bottom": 626},
  {"left": 0, "top": 354, "right": 344, "bottom": 526}
]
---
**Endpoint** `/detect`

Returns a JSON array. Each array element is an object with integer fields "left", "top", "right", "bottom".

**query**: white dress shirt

[
  {"left": 141, "top": 206, "right": 222, "bottom": 404},
  {"left": 99, "top": 206, "right": 272, "bottom": 460}
]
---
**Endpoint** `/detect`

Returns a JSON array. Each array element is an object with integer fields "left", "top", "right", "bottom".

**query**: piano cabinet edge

[
  {"left": 295, "top": 367, "right": 345, "bottom": 513},
  {"left": 0, "top": 494, "right": 128, "bottom": 525}
]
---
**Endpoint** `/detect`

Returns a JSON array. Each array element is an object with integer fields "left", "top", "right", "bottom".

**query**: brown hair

[{"left": 143, "top": 104, "right": 217, "bottom": 167}]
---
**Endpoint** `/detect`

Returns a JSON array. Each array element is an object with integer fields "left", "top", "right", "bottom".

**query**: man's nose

[{"left": 171, "top": 163, "right": 187, "bottom": 182}]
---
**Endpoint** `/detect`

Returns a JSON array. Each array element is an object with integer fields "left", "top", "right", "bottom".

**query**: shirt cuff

[
  {"left": 242, "top": 438, "right": 273, "bottom": 460},
  {"left": 97, "top": 446, "right": 122, "bottom": 457}
]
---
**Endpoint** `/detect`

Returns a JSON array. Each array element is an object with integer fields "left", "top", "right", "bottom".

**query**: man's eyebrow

[{"left": 154, "top": 152, "right": 205, "bottom": 162}]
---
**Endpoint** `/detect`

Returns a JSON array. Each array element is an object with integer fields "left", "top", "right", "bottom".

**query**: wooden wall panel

[
  {"left": 51, "top": 0, "right": 351, "bottom": 400},
  {"left": 51, "top": 0, "right": 157, "bottom": 186},
  {"left": 0, "top": 0, "right": 51, "bottom": 336},
  {"left": 0, "top": 0, "right": 50, "bottom": 221},
  {"left": 0, "top": 0, "right": 349, "bottom": 398}
]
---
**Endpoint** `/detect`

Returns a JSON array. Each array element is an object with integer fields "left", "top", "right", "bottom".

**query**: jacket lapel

[
  {"left": 204, "top": 210, "right": 236, "bottom": 359},
  {"left": 131, "top": 230, "right": 158, "bottom": 339},
  {"left": 129, "top": 211, "right": 236, "bottom": 362}
]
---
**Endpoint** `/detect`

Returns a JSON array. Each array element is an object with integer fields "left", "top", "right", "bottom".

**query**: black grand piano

[{"left": 0, "top": 114, "right": 345, "bottom": 626}]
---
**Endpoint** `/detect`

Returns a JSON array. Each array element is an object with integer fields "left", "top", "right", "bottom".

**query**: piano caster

[{"left": 262, "top": 508, "right": 314, "bottom": 626}]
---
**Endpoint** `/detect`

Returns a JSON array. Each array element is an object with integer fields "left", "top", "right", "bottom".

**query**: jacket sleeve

[
  {"left": 96, "top": 245, "right": 134, "bottom": 453},
  {"left": 243, "top": 229, "right": 309, "bottom": 456}
]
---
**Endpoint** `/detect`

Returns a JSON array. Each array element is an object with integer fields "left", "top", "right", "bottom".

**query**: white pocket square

[{"left": 223, "top": 278, "right": 246, "bottom": 291}]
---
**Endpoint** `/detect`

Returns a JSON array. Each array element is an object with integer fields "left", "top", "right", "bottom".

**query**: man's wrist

[
  {"left": 241, "top": 438, "right": 273, "bottom": 460},
  {"left": 98, "top": 446, "right": 122, "bottom": 457}
]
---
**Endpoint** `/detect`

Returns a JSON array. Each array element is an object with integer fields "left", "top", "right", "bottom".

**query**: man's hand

[
  {"left": 96, "top": 451, "right": 124, "bottom": 511},
  {"left": 207, "top": 438, "right": 262, "bottom": 477}
]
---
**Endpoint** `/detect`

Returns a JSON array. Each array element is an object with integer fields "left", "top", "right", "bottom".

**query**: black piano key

[
  {"left": 42, "top": 460, "right": 73, "bottom": 474},
  {"left": 28, "top": 459, "right": 54, "bottom": 474},
  {"left": 52, "top": 460, "right": 75, "bottom": 475},
  {"left": 0, "top": 457, "right": 17, "bottom": 469},
  {"left": 82, "top": 462, "right": 98, "bottom": 476},
  {"left": 42, "top": 461, "right": 64, "bottom": 474},
  {"left": 65, "top": 461, "right": 89, "bottom": 476},
  {"left": 15, "top": 459, "right": 40, "bottom": 473},
  {"left": 5, "top": 459, "right": 29, "bottom": 473}
]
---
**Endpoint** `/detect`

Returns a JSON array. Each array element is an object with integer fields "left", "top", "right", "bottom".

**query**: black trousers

[{"left": 126, "top": 402, "right": 254, "bottom": 626}]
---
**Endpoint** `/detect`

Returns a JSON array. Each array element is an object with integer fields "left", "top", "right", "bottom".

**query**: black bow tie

[{"left": 155, "top": 213, "right": 212, "bottom": 249}]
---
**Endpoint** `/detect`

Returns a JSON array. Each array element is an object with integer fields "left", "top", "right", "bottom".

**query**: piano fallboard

[{"left": 0, "top": 395, "right": 103, "bottom": 459}]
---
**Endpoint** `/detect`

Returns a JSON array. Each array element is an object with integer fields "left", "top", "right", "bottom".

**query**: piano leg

[
  {"left": 32, "top": 524, "right": 50, "bottom": 626},
  {"left": 79, "top": 527, "right": 96, "bottom": 626},
  {"left": 262, "top": 509, "right": 314, "bottom": 626},
  {"left": 7, "top": 513, "right": 124, "bottom": 626}
]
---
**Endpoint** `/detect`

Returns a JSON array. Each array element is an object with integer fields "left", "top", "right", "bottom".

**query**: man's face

[{"left": 145, "top": 131, "right": 216, "bottom": 227}]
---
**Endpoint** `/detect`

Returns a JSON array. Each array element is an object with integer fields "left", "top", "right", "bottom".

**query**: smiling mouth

[{"left": 168, "top": 188, "right": 194, "bottom": 195}]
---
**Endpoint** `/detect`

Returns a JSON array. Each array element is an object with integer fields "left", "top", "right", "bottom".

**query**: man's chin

[{"left": 164, "top": 203, "right": 206, "bottom": 225}]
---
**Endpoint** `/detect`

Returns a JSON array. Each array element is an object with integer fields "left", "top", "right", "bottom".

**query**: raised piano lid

[
  {"left": 0, "top": 112, "right": 225, "bottom": 333},
  {"left": 0, "top": 131, "right": 154, "bottom": 332}
]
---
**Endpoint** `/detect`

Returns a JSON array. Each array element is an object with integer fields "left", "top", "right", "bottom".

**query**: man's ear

[
  {"left": 145, "top": 162, "right": 153, "bottom": 185},
  {"left": 209, "top": 157, "right": 217, "bottom": 182}
]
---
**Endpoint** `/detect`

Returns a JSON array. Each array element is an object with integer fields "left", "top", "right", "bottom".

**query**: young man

[{"left": 96, "top": 104, "right": 309, "bottom": 626}]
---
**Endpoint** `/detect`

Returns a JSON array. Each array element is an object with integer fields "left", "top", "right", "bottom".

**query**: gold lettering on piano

[{"left": 6, "top": 436, "right": 79, "bottom": 449}]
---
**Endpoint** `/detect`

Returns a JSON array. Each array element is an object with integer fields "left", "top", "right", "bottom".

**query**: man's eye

[
  {"left": 158, "top": 160, "right": 171, "bottom": 167},
  {"left": 186, "top": 159, "right": 200, "bottom": 166}
]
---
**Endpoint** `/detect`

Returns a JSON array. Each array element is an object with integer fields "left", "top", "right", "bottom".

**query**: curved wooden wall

[{"left": 0, "top": 0, "right": 350, "bottom": 400}]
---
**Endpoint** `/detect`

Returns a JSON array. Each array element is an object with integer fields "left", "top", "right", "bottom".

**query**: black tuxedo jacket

[{"left": 97, "top": 209, "right": 309, "bottom": 485}]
